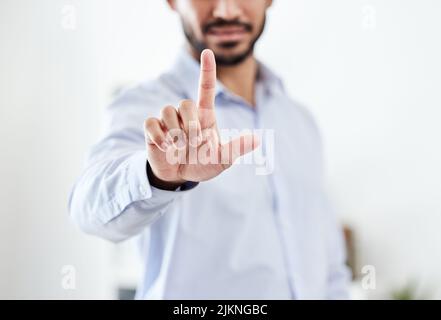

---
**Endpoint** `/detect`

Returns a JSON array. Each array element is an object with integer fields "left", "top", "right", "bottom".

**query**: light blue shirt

[{"left": 69, "top": 49, "right": 350, "bottom": 299}]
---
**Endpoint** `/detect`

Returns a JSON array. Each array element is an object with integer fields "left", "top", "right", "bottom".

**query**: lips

[{"left": 206, "top": 26, "right": 249, "bottom": 42}]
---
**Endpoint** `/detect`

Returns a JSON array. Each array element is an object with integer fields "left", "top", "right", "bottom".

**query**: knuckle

[
  {"left": 178, "top": 99, "right": 196, "bottom": 111},
  {"left": 149, "top": 129, "right": 163, "bottom": 142},
  {"left": 161, "top": 105, "right": 177, "bottom": 118},
  {"left": 145, "top": 118, "right": 159, "bottom": 131},
  {"left": 200, "top": 81, "right": 215, "bottom": 90}
]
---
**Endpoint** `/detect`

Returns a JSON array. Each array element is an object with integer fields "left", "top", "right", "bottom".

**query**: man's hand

[{"left": 144, "top": 49, "right": 259, "bottom": 189}]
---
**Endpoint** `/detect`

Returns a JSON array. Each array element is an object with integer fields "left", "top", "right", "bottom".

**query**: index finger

[{"left": 197, "top": 49, "right": 217, "bottom": 110}]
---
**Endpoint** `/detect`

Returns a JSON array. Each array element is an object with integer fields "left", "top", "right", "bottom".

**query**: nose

[{"left": 212, "top": 0, "right": 242, "bottom": 20}]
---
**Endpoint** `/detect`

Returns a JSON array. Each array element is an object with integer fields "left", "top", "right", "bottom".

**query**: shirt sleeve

[
  {"left": 308, "top": 112, "right": 351, "bottom": 299},
  {"left": 68, "top": 84, "right": 197, "bottom": 243},
  {"left": 322, "top": 192, "right": 352, "bottom": 299}
]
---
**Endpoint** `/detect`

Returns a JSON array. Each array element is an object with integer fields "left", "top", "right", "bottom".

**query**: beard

[{"left": 181, "top": 16, "right": 266, "bottom": 66}]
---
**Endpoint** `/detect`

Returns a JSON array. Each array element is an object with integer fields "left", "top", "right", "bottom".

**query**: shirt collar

[{"left": 167, "top": 47, "right": 285, "bottom": 103}]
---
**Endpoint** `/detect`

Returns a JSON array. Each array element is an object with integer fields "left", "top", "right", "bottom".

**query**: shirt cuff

[{"left": 126, "top": 151, "right": 198, "bottom": 205}]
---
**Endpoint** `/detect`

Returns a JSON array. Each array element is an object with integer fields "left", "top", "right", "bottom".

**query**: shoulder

[
  {"left": 101, "top": 73, "right": 187, "bottom": 133},
  {"left": 109, "top": 73, "right": 185, "bottom": 114},
  {"left": 288, "top": 96, "right": 322, "bottom": 139},
  {"left": 260, "top": 63, "right": 322, "bottom": 142},
  {"left": 271, "top": 79, "right": 323, "bottom": 149}
]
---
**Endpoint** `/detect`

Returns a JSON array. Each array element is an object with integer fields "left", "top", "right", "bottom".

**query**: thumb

[{"left": 220, "top": 134, "right": 260, "bottom": 168}]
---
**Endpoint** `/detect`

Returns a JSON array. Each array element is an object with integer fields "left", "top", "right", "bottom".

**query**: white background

[{"left": 0, "top": 0, "right": 440, "bottom": 299}]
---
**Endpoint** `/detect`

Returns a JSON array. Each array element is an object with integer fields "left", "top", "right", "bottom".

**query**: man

[{"left": 69, "top": 0, "right": 350, "bottom": 299}]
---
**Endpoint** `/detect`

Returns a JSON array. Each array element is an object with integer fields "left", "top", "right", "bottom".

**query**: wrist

[{"left": 146, "top": 161, "right": 186, "bottom": 191}]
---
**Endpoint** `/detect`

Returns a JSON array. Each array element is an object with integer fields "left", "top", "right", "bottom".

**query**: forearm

[{"left": 68, "top": 150, "right": 180, "bottom": 242}]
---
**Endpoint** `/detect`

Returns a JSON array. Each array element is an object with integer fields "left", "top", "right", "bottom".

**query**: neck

[
  {"left": 217, "top": 55, "right": 258, "bottom": 107},
  {"left": 188, "top": 47, "right": 258, "bottom": 107}
]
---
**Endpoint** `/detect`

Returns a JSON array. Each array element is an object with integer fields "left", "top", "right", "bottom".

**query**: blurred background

[{"left": 0, "top": 0, "right": 440, "bottom": 299}]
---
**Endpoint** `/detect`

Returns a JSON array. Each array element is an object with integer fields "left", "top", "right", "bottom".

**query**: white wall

[{"left": 0, "top": 0, "right": 440, "bottom": 299}]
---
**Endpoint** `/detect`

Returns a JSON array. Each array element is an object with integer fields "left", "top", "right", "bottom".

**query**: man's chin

[
  {"left": 211, "top": 40, "right": 247, "bottom": 51},
  {"left": 212, "top": 52, "right": 253, "bottom": 66},
  {"left": 209, "top": 44, "right": 253, "bottom": 66}
]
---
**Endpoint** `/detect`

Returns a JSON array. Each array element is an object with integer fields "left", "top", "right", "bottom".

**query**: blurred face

[{"left": 168, "top": 0, "right": 272, "bottom": 66}]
